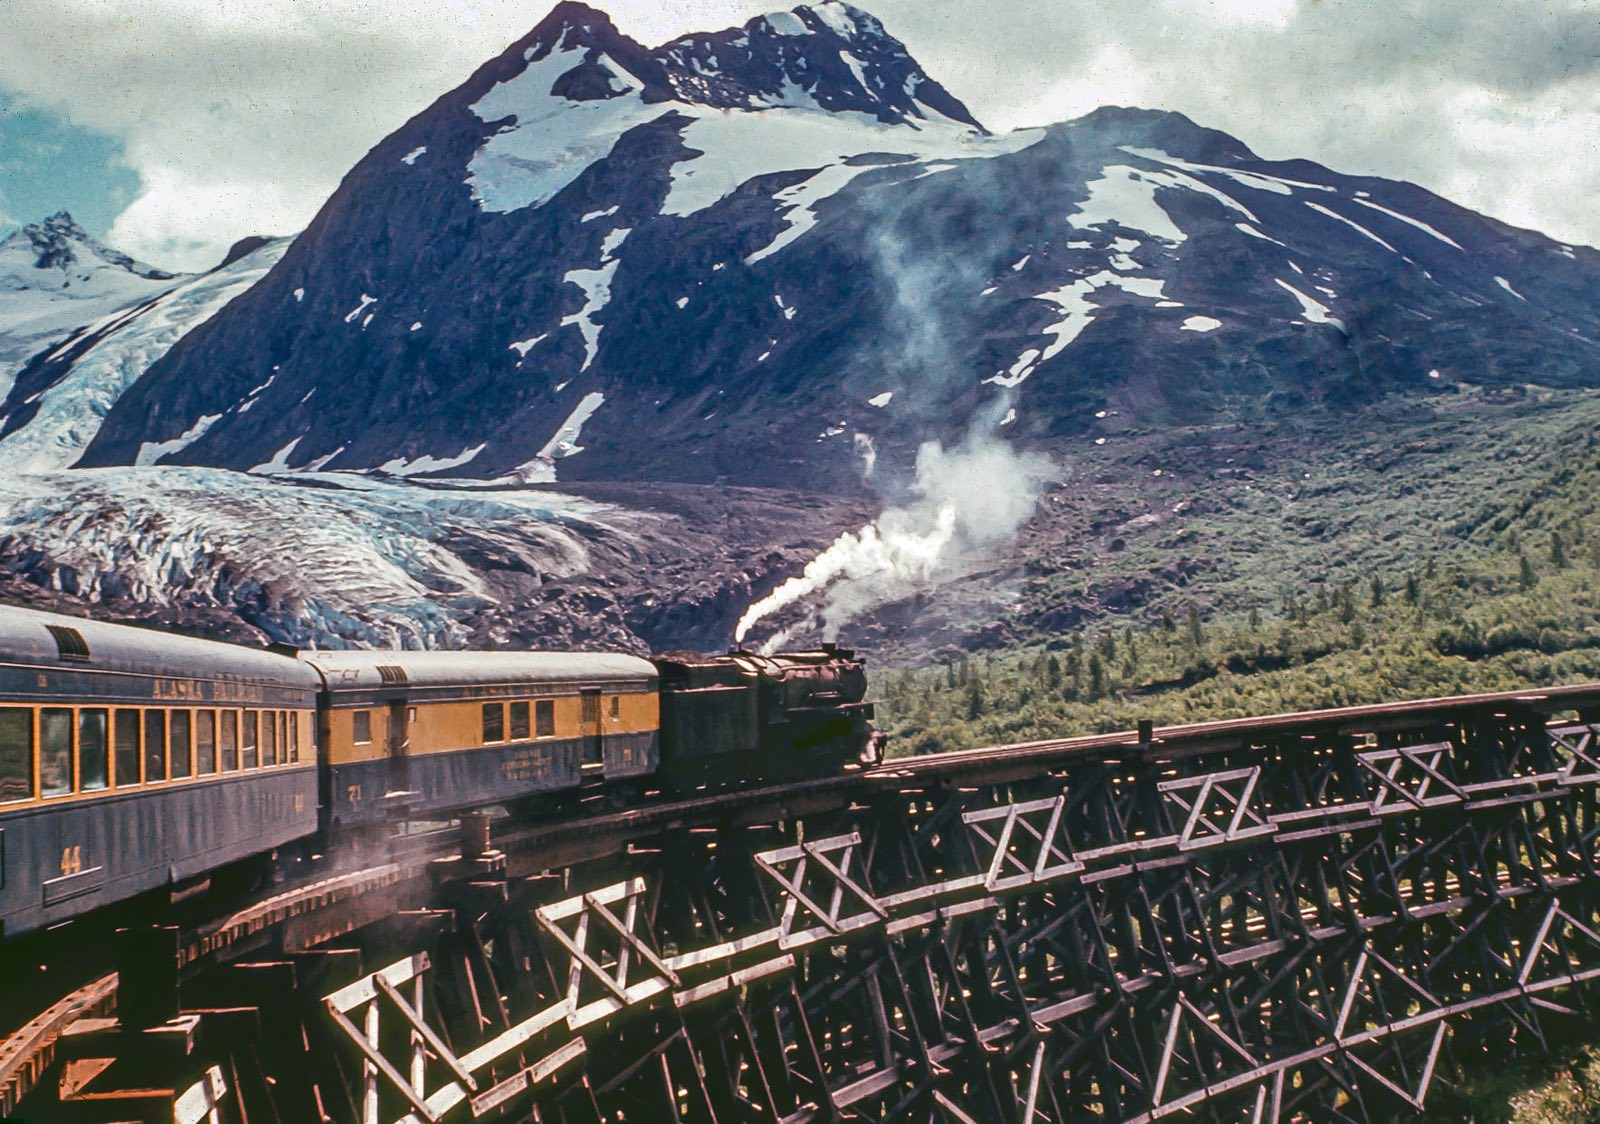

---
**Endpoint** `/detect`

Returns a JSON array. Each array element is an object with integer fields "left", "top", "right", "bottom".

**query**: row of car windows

[
  {"left": 483, "top": 700, "right": 558, "bottom": 743},
  {"left": 344, "top": 700, "right": 562, "bottom": 747},
  {"left": 0, "top": 705, "right": 302, "bottom": 805}
]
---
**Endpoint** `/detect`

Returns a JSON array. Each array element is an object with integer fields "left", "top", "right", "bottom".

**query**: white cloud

[{"left": 1, "top": 0, "right": 1597, "bottom": 269}]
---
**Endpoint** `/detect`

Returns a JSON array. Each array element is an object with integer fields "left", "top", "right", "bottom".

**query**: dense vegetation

[
  {"left": 873, "top": 402, "right": 1600, "bottom": 758},
  {"left": 874, "top": 534, "right": 1600, "bottom": 756}
]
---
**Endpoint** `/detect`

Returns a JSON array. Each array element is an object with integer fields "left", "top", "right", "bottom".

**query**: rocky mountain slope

[{"left": 74, "top": 0, "right": 1600, "bottom": 493}]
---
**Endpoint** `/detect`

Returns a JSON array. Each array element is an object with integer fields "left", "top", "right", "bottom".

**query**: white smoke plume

[
  {"left": 735, "top": 190, "right": 1061, "bottom": 651},
  {"left": 735, "top": 421, "right": 1056, "bottom": 649}
]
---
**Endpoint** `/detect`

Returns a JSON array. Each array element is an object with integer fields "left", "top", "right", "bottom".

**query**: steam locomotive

[{"left": 0, "top": 605, "right": 878, "bottom": 939}]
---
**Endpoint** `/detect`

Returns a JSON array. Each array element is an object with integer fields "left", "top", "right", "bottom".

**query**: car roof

[
  {"left": 0, "top": 604, "right": 321, "bottom": 688},
  {"left": 300, "top": 649, "right": 658, "bottom": 692}
]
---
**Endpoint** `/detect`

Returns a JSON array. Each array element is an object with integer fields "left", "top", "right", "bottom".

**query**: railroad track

[{"left": 5, "top": 679, "right": 1600, "bottom": 1120}]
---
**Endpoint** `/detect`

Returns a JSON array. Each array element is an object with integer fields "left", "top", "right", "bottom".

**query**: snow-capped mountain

[
  {"left": 3, "top": 0, "right": 1600, "bottom": 656},
  {"left": 0, "top": 213, "right": 181, "bottom": 403},
  {"left": 70, "top": 0, "right": 1600, "bottom": 491},
  {"left": 0, "top": 238, "right": 287, "bottom": 473}
]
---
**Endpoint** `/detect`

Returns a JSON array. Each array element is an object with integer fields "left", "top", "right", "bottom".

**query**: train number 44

[{"left": 60, "top": 845, "right": 84, "bottom": 877}]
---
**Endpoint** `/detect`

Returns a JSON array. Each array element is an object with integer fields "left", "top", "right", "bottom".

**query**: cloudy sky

[{"left": 1, "top": 0, "right": 1596, "bottom": 271}]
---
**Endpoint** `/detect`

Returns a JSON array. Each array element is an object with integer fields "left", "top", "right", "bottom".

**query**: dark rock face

[{"left": 75, "top": 3, "right": 1600, "bottom": 493}]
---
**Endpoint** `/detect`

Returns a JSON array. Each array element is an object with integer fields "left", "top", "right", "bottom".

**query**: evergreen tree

[
  {"left": 1186, "top": 603, "right": 1205, "bottom": 648},
  {"left": 958, "top": 654, "right": 971, "bottom": 685},
  {"left": 1370, "top": 573, "right": 1384, "bottom": 608},
  {"left": 1338, "top": 584, "right": 1357, "bottom": 624},
  {"left": 1404, "top": 573, "right": 1421, "bottom": 606},
  {"left": 1552, "top": 532, "right": 1569, "bottom": 569},
  {"left": 1087, "top": 654, "right": 1106, "bottom": 700},
  {"left": 1159, "top": 610, "right": 1176, "bottom": 633},
  {"left": 1046, "top": 654, "right": 1062, "bottom": 689},
  {"left": 966, "top": 679, "right": 986, "bottom": 720},
  {"left": 1519, "top": 552, "right": 1538, "bottom": 590},
  {"left": 1282, "top": 591, "right": 1299, "bottom": 621},
  {"left": 1248, "top": 607, "right": 1262, "bottom": 631},
  {"left": 945, "top": 661, "right": 957, "bottom": 690}
]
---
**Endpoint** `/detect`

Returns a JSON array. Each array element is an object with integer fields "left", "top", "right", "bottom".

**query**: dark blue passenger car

[{"left": 0, "top": 607, "right": 320, "bottom": 938}]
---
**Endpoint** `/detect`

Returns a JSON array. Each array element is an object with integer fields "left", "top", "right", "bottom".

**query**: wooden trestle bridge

[{"left": 9, "top": 683, "right": 1600, "bottom": 1122}]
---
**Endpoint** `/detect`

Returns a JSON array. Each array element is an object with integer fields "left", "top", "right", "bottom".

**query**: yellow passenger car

[{"left": 300, "top": 650, "right": 658, "bottom": 828}]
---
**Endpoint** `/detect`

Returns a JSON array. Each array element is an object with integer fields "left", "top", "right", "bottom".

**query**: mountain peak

[
  {"left": 2, "top": 211, "right": 176, "bottom": 282},
  {"left": 791, "top": 1, "right": 885, "bottom": 39},
  {"left": 654, "top": 1, "right": 981, "bottom": 128},
  {"left": 32, "top": 211, "right": 89, "bottom": 238},
  {"left": 527, "top": 1, "right": 622, "bottom": 42},
  {"left": 492, "top": 0, "right": 672, "bottom": 106}
]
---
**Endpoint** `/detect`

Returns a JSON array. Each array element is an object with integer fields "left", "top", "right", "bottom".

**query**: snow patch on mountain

[
  {"left": 510, "top": 333, "right": 548, "bottom": 357},
  {"left": 1305, "top": 201, "right": 1396, "bottom": 253},
  {"left": 1070, "top": 166, "right": 1186, "bottom": 243},
  {"left": 561, "top": 261, "right": 619, "bottom": 371},
  {"left": 668, "top": 109, "right": 1036, "bottom": 261},
  {"left": 136, "top": 414, "right": 221, "bottom": 466},
  {"left": 990, "top": 270, "right": 1170, "bottom": 388},
  {"left": 467, "top": 38, "right": 666, "bottom": 213},
  {"left": 1122, "top": 146, "right": 1335, "bottom": 199},
  {"left": 1236, "top": 222, "right": 1286, "bottom": 247},
  {"left": 540, "top": 391, "right": 605, "bottom": 458},
  {"left": 506, "top": 391, "right": 606, "bottom": 483},
  {"left": 1496, "top": 276, "right": 1527, "bottom": 301},
  {"left": 1351, "top": 197, "right": 1463, "bottom": 250},
  {"left": 343, "top": 293, "right": 378, "bottom": 323},
  {"left": 1275, "top": 277, "right": 1343, "bottom": 328},
  {"left": 252, "top": 437, "right": 305, "bottom": 474},
  {"left": 379, "top": 443, "right": 488, "bottom": 476}
]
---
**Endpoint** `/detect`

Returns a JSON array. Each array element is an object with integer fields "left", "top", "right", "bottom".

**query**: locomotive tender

[{"left": 0, "top": 605, "right": 877, "bottom": 939}]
